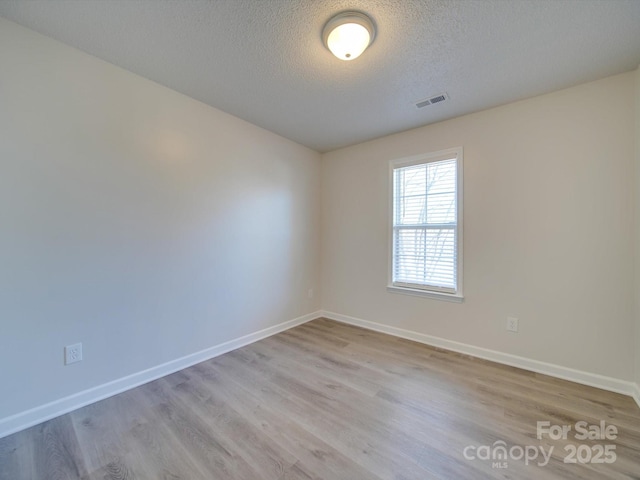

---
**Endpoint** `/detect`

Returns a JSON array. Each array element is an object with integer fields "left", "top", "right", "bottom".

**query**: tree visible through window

[{"left": 390, "top": 149, "right": 462, "bottom": 297}]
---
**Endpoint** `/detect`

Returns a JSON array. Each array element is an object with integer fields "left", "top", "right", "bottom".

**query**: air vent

[{"left": 416, "top": 92, "right": 449, "bottom": 108}]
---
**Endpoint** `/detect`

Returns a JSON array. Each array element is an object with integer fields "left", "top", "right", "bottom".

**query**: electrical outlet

[
  {"left": 65, "top": 343, "right": 83, "bottom": 365},
  {"left": 308, "top": 288, "right": 314, "bottom": 299},
  {"left": 506, "top": 317, "right": 519, "bottom": 333}
]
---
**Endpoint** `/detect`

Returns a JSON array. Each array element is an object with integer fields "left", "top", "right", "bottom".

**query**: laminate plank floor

[{"left": 1, "top": 318, "right": 639, "bottom": 479}]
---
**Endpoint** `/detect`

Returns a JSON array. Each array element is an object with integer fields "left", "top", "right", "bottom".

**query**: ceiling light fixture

[{"left": 322, "top": 11, "right": 376, "bottom": 61}]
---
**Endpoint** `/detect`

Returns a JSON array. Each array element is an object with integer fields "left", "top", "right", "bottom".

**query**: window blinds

[{"left": 392, "top": 157, "right": 458, "bottom": 292}]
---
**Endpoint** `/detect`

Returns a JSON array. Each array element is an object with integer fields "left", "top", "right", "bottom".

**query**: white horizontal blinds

[{"left": 393, "top": 157, "right": 458, "bottom": 292}]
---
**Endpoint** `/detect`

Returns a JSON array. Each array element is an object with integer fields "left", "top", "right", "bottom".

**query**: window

[{"left": 389, "top": 147, "right": 463, "bottom": 301}]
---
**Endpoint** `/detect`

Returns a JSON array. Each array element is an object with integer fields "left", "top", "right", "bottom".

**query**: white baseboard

[
  {"left": 3, "top": 310, "right": 637, "bottom": 440},
  {"left": 0, "top": 311, "right": 320, "bottom": 439},
  {"left": 321, "top": 311, "right": 639, "bottom": 404},
  {"left": 632, "top": 383, "right": 640, "bottom": 410}
]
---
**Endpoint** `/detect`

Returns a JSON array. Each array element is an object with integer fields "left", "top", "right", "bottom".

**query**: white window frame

[{"left": 387, "top": 147, "right": 464, "bottom": 302}]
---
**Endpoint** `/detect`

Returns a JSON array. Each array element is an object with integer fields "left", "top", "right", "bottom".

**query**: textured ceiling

[{"left": 1, "top": 0, "right": 639, "bottom": 152}]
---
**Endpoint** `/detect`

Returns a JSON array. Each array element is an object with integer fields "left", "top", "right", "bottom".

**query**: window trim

[{"left": 387, "top": 147, "right": 464, "bottom": 302}]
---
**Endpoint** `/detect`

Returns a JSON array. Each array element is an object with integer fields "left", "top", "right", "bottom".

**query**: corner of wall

[{"left": 634, "top": 63, "right": 640, "bottom": 406}]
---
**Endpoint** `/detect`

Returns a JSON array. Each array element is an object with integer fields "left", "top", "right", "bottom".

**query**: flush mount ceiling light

[{"left": 322, "top": 11, "right": 376, "bottom": 61}]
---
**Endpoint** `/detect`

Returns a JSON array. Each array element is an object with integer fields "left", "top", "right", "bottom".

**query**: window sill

[{"left": 387, "top": 285, "right": 464, "bottom": 303}]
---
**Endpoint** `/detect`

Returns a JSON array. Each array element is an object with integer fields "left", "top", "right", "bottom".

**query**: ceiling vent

[{"left": 416, "top": 93, "right": 448, "bottom": 108}]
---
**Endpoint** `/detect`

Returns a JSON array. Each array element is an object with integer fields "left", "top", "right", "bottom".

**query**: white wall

[
  {"left": 0, "top": 18, "right": 321, "bottom": 421},
  {"left": 322, "top": 73, "right": 636, "bottom": 380}
]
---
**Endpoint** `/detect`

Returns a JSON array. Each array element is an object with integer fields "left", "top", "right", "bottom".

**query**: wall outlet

[
  {"left": 308, "top": 288, "right": 314, "bottom": 299},
  {"left": 65, "top": 343, "right": 83, "bottom": 365},
  {"left": 506, "top": 317, "right": 519, "bottom": 333}
]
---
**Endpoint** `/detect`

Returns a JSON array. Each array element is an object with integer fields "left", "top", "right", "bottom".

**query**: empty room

[{"left": 1, "top": 0, "right": 640, "bottom": 478}]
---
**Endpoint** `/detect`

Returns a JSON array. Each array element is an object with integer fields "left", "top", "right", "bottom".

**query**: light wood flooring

[{"left": 1, "top": 318, "right": 639, "bottom": 479}]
